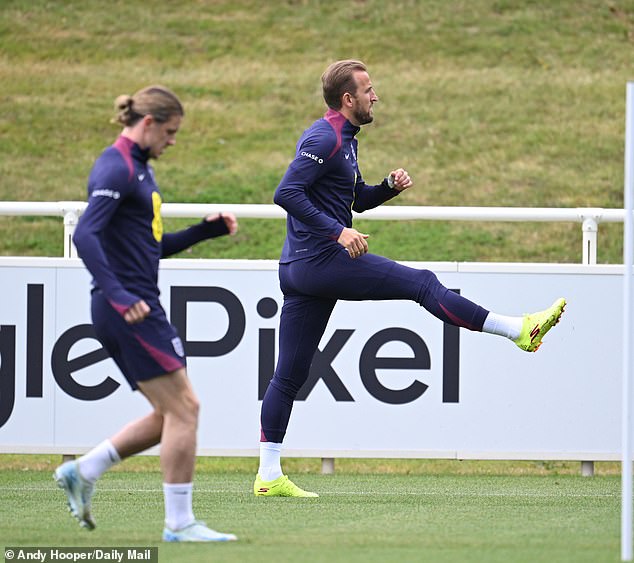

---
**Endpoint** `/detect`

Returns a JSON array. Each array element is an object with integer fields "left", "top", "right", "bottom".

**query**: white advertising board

[{"left": 0, "top": 257, "right": 621, "bottom": 460}]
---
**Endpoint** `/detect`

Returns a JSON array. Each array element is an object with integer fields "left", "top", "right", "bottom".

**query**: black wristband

[{"left": 201, "top": 215, "right": 230, "bottom": 238}]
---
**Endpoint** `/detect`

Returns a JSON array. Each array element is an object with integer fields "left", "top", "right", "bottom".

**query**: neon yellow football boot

[
  {"left": 253, "top": 474, "right": 319, "bottom": 497},
  {"left": 514, "top": 297, "right": 566, "bottom": 352}
]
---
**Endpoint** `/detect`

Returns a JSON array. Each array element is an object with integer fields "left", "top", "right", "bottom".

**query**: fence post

[
  {"left": 62, "top": 206, "right": 80, "bottom": 258},
  {"left": 580, "top": 212, "right": 599, "bottom": 477},
  {"left": 60, "top": 205, "right": 80, "bottom": 464},
  {"left": 582, "top": 214, "right": 599, "bottom": 266},
  {"left": 321, "top": 458, "right": 335, "bottom": 475}
]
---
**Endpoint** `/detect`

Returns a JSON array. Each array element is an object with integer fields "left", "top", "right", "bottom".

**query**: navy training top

[
  {"left": 74, "top": 135, "right": 229, "bottom": 316},
  {"left": 274, "top": 108, "right": 400, "bottom": 263}
]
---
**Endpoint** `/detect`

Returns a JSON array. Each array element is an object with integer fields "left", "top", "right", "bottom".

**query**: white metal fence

[{"left": 0, "top": 201, "right": 626, "bottom": 264}]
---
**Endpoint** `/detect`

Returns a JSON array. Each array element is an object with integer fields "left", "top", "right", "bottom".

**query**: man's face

[
  {"left": 350, "top": 70, "right": 378, "bottom": 126},
  {"left": 145, "top": 114, "right": 182, "bottom": 159}
]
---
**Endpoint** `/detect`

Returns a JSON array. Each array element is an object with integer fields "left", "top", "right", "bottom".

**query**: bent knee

[
  {"left": 176, "top": 392, "right": 200, "bottom": 424},
  {"left": 154, "top": 390, "right": 199, "bottom": 426},
  {"left": 419, "top": 268, "right": 439, "bottom": 287}
]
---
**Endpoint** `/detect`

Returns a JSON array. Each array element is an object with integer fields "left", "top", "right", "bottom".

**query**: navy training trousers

[{"left": 260, "top": 248, "right": 489, "bottom": 443}]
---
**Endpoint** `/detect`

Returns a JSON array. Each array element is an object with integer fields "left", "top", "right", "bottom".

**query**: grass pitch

[
  {"left": 0, "top": 2, "right": 630, "bottom": 559},
  {"left": 1, "top": 0, "right": 633, "bottom": 263},
  {"left": 0, "top": 456, "right": 621, "bottom": 562}
]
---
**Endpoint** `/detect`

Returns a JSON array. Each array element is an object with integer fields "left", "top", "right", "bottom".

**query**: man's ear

[
  {"left": 142, "top": 114, "right": 155, "bottom": 127},
  {"left": 342, "top": 92, "right": 354, "bottom": 108}
]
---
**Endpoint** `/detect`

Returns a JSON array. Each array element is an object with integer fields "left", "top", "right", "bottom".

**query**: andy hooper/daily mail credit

[{"left": 4, "top": 547, "right": 157, "bottom": 563}]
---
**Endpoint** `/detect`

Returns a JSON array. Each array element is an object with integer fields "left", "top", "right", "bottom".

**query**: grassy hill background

[{"left": 1, "top": 0, "right": 633, "bottom": 262}]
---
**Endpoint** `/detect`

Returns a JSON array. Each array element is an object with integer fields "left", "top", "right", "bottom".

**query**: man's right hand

[
  {"left": 337, "top": 227, "right": 369, "bottom": 259},
  {"left": 124, "top": 300, "right": 150, "bottom": 324}
]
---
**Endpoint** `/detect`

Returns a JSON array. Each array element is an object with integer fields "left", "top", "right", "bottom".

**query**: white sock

[
  {"left": 482, "top": 312, "right": 523, "bottom": 340},
  {"left": 258, "top": 442, "right": 283, "bottom": 482},
  {"left": 163, "top": 482, "right": 195, "bottom": 531},
  {"left": 77, "top": 439, "right": 121, "bottom": 483}
]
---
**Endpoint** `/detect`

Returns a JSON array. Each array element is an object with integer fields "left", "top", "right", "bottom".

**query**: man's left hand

[
  {"left": 389, "top": 169, "right": 413, "bottom": 192},
  {"left": 206, "top": 212, "right": 238, "bottom": 235}
]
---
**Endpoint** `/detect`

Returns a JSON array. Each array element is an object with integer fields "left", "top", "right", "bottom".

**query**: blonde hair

[
  {"left": 321, "top": 60, "right": 368, "bottom": 110},
  {"left": 113, "top": 85, "right": 184, "bottom": 126}
]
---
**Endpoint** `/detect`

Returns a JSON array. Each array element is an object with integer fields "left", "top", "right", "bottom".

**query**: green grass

[
  {"left": 0, "top": 2, "right": 631, "bottom": 555},
  {"left": 1, "top": 0, "right": 633, "bottom": 263},
  {"left": 0, "top": 5, "right": 630, "bottom": 558},
  {"left": 0, "top": 456, "right": 621, "bottom": 562}
]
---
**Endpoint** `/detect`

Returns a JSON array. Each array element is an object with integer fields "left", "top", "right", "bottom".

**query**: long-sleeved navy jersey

[
  {"left": 274, "top": 108, "right": 400, "bottom": 263},
  {"left": 74, "top": 135, "right": 228, "bottom": 316}
]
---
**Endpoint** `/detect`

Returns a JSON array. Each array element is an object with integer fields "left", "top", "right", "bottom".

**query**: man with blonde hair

[{"left": 54, "top": 85, "right": 238, "bottom": 542}]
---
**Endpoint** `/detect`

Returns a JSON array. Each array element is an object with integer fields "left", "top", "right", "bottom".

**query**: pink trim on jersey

[
  {"left": 134, "top": 333, "right": 184, "bottom": 373},
  {"left": 324, "top": 108, "right": 346, "bottom": 159},
  {"left": 439, "top": 303, "right": 480, "bottom": 331},
  {"left": 113, "top": 135, "right": 135, "bottom": 180},
  {"left": 108, "top": 299, "right": 130, "bottom": 316}
]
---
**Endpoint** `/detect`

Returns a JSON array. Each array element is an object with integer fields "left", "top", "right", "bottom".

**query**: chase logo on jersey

[
  {"left": 92, "top": 189, "right": 121, "bottom": 200},
  {"left": 300, "top": 151, "right": 324, "bottom": 164}
]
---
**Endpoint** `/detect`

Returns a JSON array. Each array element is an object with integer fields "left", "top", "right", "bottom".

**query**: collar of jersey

[{"left": 324, "top": 108, "right": 360, "bottom": 137}]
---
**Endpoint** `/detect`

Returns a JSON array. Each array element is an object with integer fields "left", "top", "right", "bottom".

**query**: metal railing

[{"left": 0, "top": 201, "right": 625, "bottom": 265}]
